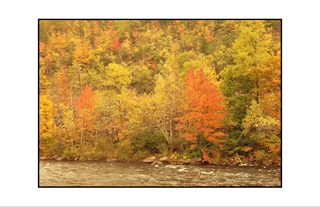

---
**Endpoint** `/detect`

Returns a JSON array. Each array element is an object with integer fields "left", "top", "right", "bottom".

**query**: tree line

[{"left": 39, "top": 20, "right": 281, "bottom": 164}]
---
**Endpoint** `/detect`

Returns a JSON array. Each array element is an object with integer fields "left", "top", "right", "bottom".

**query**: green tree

[{"left": 221, "top": 20, "right": 274, "bottom": 126}]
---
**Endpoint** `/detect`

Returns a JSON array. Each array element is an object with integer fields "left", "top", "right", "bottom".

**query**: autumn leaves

[
  {"left": 39, "top": 20, "right": 281, "bottom": 164},
  {"left": 39, "top": 65, "right": 228, "bottom": 159},
  {"left": 75, "top": 84, "right": 97, "bottom": 144},
  {"left": 175, "top": 68, "right": 227, "bottom": 143}
]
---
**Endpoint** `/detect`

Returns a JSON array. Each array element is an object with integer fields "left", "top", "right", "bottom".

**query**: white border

[{"left": 1, "top": 0, "right": 320, "bottom": 206}]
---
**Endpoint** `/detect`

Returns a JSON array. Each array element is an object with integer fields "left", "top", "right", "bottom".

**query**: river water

[{"left": 39, "top": 160, "right": 281, "bottom": 187}]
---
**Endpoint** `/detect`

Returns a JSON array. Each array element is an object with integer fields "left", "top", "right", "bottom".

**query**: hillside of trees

[{"left": 39, "top": 20, "right": 281, "bottom": 165}]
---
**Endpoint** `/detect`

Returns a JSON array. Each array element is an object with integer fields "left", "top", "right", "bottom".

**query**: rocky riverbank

[
  {"left": 39, "top": 155, "right": 280, "bottom": 166},
  {"left": 140, "top": 156, "right": 280, "bottom": 166}
]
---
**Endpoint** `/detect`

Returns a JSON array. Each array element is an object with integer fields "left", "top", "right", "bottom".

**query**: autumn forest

[{"left": 39, "top": 20, "right": 281, "bottom": 165}]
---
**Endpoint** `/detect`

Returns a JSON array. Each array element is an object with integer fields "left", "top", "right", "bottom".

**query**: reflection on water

[{"left": 39, "top": 160, "right": 281, "bottom": 187}]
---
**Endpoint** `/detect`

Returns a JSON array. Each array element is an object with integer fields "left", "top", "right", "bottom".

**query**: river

[{"left": 39, "top": 160, "right": 281, "bottom": 187}]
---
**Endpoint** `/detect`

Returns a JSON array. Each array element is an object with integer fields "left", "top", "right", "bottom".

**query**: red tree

[
  {"left": 175, "top": 68, "right": 227, "bottom": 143},
  {"left": 75, "top": 84, "right": 96, "bottom": 144},
  {"left": 110, "top": 37, "right": 122, "bottom": 51}
]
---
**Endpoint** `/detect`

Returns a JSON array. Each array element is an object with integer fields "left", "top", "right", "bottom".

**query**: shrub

[
  {"left": 254, "top": 150, "right": 268, "bottom": 164},
  {"left": 62, "top": 146, "right": 79, "bottom": 160},
  {"left": 116, "top": 140, "right": 134, "bottom": 161},
  {"left": 134, "top": 149, "right": 150, "bottom": 160},
  {"left": 188, "top": 149, "right": 203, "bottom": 158},
  {"left": 156, "top": 143, "right": 169, "bottom": 156},
  {"left": 132, "top": 130, "right": 166, "bottom": 154}
]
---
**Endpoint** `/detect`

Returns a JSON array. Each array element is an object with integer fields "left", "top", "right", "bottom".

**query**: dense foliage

[{"left": 39, "top": 20, "right": 281, "bottom": 165}]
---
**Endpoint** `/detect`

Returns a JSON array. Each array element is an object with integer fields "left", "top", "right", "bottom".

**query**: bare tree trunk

[
  {"left": 95, "top": 130, "right": 98, "bottom": 147},
  {"left": 80, "top": 117, "right": 83, "bottom": 145},
  {"left": 169, "top": 107, "right": 173, "bottom": 155},
  {"left": 77, "top": 65, "right": 81, "bottom": 91}
]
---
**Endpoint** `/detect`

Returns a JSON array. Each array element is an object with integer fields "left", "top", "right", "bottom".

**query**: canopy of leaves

[
  {"left": 243, "top": 100, "right": 280, "bottom": 135},
  {"left": 39, "top": 20, "right": 281, "bottom": 164},
  {"left": 175, "top": 68, "right": 227, "bottom": 143}
]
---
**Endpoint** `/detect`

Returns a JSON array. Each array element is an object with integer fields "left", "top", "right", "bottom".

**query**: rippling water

[{"left": 39, "top": 160, "right": 281, "bottom": 187}]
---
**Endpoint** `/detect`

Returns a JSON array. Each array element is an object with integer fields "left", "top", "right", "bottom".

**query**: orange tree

[
  {"left": 175, "top": 68, "right": 227, "bottom": 160},
  {"left": 75, "top": 84, "right": 97, "bottom": 145}
]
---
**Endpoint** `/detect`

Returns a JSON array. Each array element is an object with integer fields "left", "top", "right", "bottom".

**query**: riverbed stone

[
  {"left": 56, "top": 157, "right": 63, "bottom": 161},
  {"left": 190, "top": 158, "right": 202, "bottom": 164},
  {"left": 195, "top": 158, "right": 202, "bottom": 162},
  {"left": 74, "top": 157, "right": 79, "bottom": 161},
  {"left": 106, "top": 158, "right": 118, "bottom": 162},
  {"left": 157, "top": 161, "right": 164, "bottom": 165},
  {"left": 239, "top": 163, "right": 247, "bottom": 166},
  {"left": 159, "top": 156, "right": 168, "bottom": 162},
  {"left": 143, "top": 156, "right": 156, "bottom": 163},
  {"left": 182, "top": 159, "right": 191, "bottom": 164},
  {"left": 230, "top": 162, "right": 238, "bottom": 166},
  {"left": 177, "top": 159, "right": 191, "bottom": 165}
]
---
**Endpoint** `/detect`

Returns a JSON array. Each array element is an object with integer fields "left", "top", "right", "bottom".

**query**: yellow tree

[
  {"left": 53, "top": 68, "right": 71, "bottom": 106},
  {"left": 221, "top": 20, "right": 275, "bottom": 126},
  {"left": 39, "top": 42, "right": 49, "bottom": 95},
  {"left": 242, "top": 100, "right": 280, "bottom": 163},
  {"left": 44, "top": 33, "right": 68, "bottom": 75},
  {"left": 39, "top": 95, "right": 54, "bottom": 152},
  {"left": 73, "top": 40, "right": 94, "bottom": 72},
  {"left": 154, "top": 62, "right": 183, "bottom": 154},
  {"left": 259, "top": 52, "right": 281, "bottom": 121}
]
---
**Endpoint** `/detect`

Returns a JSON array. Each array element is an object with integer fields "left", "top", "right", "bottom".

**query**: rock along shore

[{"left": 39, "top": 155, "right": 280, "bottom": 167}]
